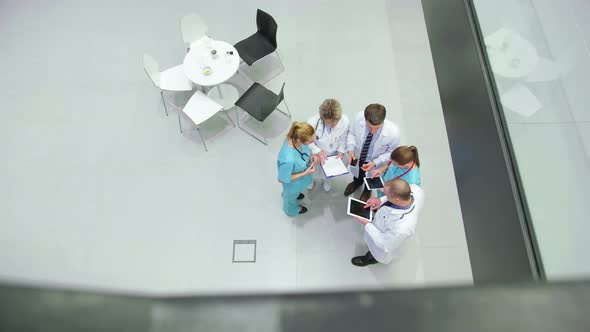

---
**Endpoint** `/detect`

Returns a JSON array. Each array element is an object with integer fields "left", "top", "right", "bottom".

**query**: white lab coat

[
  {"left": 346, "top": 111, "right": 400, "bottom": 177},
  {"left": 364, "top": 184, "right": 424, "bottom": 264},
  {"left": 307, "top": 114, "right": 350, "bottom": 155}
]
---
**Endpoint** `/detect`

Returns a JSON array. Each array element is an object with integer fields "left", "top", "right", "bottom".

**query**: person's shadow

[{"left": 366, "top": 235, "right": 425, "bottom": 288}]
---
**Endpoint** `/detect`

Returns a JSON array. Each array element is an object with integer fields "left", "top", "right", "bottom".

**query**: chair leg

[
  {"left": 197, "top": 126, "right": 208, "bottom": 152},
  {"left": 160, "top": 91, "right": 169, "bottom": 116},
  {"left": 238, "top": 125, "right": 268, "bottom": 145},
  {"left": 236, "top": 67, "right": 253, "bottom": 84},
  {"left": 236, "top": 109, "right": 268, "bottom": 145},
  {"left": 223, "top": 109, "right": 236, "bottom": 127},
  {"left": 276, "top": 101, "right": 292, "bottom": 119},
  {"left": 282, "top": 98, "right": 292, "bottom": 118},
  {"left": 178, "top": 112, "right": 183, "bottom": 133},
  {"left": 276, "top": 107, "right": 289, "bottom": 117},
  {"left": 276, "top": 50, "right": 285, "bottom": 70}
]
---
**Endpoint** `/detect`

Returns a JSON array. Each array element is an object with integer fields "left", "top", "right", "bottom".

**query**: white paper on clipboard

[{"left": 321, "top": 156, "right": 349, "bottom": 178}]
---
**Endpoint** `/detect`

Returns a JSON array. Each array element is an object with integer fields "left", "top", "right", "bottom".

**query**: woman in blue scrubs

[
  {"left": 372, "top": 145, "right": 421, "bottom": 198},
  {"left": 277, "top": 122, "right": 317, "bottom": 216}
]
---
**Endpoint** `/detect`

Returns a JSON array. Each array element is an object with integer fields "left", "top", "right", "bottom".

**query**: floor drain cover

[{"left": 233, "top": 240, "right": 256, "bottom": 263}]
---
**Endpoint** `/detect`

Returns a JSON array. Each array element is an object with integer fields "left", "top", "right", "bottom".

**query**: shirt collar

[
  {"left": 383, "top": 196, "right": 414, "bottom": 211},
  {"left": 365, "top": 126, "right": 383, "bottom": 138}
]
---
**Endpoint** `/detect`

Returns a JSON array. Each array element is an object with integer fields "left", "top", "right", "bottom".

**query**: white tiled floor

[{"left": 0, "top": 0, "right": 472, "bottom": 295}]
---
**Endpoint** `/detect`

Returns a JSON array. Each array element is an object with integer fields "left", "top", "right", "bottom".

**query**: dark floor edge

[
  {"left": 2, "top": 282, "right": 590, "bottom": 331},
  {"left": 420, "top": 0, "right": 540, "bottom": 282}
]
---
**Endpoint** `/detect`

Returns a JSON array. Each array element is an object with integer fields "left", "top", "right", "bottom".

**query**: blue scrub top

[
  {"left": 378, "top": 164, "right": 421, "bottom": 198},
  {"left": 277, "top": 140, "right": 313, "bottom": 193},
  {"left": 383, "top": 164, "right": 421, "bottom": 186}
]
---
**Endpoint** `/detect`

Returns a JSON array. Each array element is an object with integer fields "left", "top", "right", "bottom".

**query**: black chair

[
  {"left": 235, "top": 82, "right": 291, "bottom": 145},
  {"left": 234, "top": 9, "right": 283, "bottom": 67}
]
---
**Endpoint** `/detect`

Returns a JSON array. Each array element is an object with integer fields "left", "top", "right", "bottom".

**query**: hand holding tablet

[
  {"left": 347, "top": 197, "right": 373, "bottom": 222},
  {"left": 364, "top": 177, "right": 384, "bottom": 190},
  {"left": 364, "top": 197, "right": 382, "bottom": 211}
]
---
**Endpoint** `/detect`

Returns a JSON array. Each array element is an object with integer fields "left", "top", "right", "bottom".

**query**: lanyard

[{"left": 386, "top": 161, "right": 415, "bottom": 180}]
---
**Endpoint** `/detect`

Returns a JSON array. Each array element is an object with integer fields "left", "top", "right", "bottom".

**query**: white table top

[
  {"left": 183, "top": 39, "right": 240, "bottom": 87},
  {"left": 485, "top": 28, "right": 539, "bottom": 79}
]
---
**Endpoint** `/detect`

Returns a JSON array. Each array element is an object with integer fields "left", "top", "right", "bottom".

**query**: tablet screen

[
  {"left": 348, "top": 198, "right": 373, "bottom": 221},
  {"left": 365, "top": 177, "right": 384, "bottom": 190}
]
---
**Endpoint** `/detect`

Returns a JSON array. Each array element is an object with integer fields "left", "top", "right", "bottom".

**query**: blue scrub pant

[{"left": 282, "top": 189, "right": 300, "bottom": 216}]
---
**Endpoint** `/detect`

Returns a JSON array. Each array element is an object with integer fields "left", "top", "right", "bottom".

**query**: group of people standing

[{"left": 277, "top": 100, "right": 424, "bottom": 267}]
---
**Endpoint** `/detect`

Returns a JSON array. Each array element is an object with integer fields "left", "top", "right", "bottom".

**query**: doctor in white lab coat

[
  {"left": 350, "top": 179, "right": 424, "bottom": 266},
  {"left": 344, "top": 104, "right": 400, "bottom": 201},
  {"left": 306, "top": 99, "right": 350, "bottom": 192}
]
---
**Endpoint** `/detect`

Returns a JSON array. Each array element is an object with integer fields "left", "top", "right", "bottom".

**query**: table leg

[{"left": 216, "top": 85, "right": 224, "bottom": 98}]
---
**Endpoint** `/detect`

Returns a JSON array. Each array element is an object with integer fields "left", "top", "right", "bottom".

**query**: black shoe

[
  {"left": 344, "top": 181, "right": 360, "bottom": 196},
  {"left": 359, "top": 189, "right": 371, "bottom": 202},
  {"left": 299, "top": 206, "right": 308, "bottom": 214},
  {"left": 351, "top": 252, "right": 378, "bottom": 267},
  {"left": 297, "top": 193, "right": 305, "bottom": 200}
]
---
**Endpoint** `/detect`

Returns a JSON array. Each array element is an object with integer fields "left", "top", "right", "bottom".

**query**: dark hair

[
  {"left": 391, "top": 145, "right": 420, "bottom": 167},
  {"left": 364, "top": 104, "right": 386, "bottom": 125}
]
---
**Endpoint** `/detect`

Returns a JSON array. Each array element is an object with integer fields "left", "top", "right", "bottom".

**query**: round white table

[{"left": 183, "top": 39, "right": 240, "bottom": 87}]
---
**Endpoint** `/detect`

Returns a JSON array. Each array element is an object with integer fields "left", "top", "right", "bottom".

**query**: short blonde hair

[
  {"left": 319, "top": 99, "right": 343, "bottom": 121},
  {"left": 286, "top": 121, "right": 315, "bottom": 142}
]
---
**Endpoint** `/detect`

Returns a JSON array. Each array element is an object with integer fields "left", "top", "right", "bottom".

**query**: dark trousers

[{"left": 353, "top": 160, "right": 367, "bottom": 188}]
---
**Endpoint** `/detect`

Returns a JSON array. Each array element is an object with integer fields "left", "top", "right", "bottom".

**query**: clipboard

[{"left": 321, "top": 155, "right": 349, "bottom": 178}]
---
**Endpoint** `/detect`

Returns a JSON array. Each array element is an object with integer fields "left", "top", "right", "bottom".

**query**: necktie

[{"left": 359, "top": 132, "right": 373, "bottom": 162}]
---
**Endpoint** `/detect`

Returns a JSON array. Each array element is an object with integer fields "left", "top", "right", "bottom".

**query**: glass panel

[{"left": 472, "top": 0, "right": 590, "bottom": 279}]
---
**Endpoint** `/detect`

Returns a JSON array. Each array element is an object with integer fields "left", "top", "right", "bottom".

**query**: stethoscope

[
  {"left": 292, "top": 139, "right": 310, "bottom": 165},
  {"left": 315, "top": 118, "right": 326, "bottom": 140},
  {"left": 380, "top": 196, "right": 415, "bottom": 220},
  {"left": 315, "top": 118, "right": 337, "bottom": 149}
]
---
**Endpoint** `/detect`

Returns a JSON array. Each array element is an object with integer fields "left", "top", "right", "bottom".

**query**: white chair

[
  {"left": 164, "top": 91, "right": 235, "bottom": 151},
  {"left": 143, "top": 54, "right": 193, "bottom": 116},
  {"left": 181, "top": 13, "right": 208, "bottom": 51}
]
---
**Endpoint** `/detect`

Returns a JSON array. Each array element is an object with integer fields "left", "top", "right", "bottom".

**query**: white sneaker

[
  {"left": 322, "top": 179, "right": 331, "bottom": 192},
  {"left": 307, "top": 180, "right": 314, "bottom": 190}
]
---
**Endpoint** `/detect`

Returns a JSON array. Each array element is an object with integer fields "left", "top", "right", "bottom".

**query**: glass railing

[
  {"left": 1, "top": 281, "right": 589, "bottom": 331},
  {"left": 471, "top": 0, "right": 590, "bottom": 280}
]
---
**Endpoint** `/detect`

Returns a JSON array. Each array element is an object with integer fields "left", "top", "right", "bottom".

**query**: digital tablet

[
  {"left": 364, "top": 177, "right": 384, "bottom": 190},
  {"left": 347, "top": 197, "right": 373, "bottom": 222}
]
